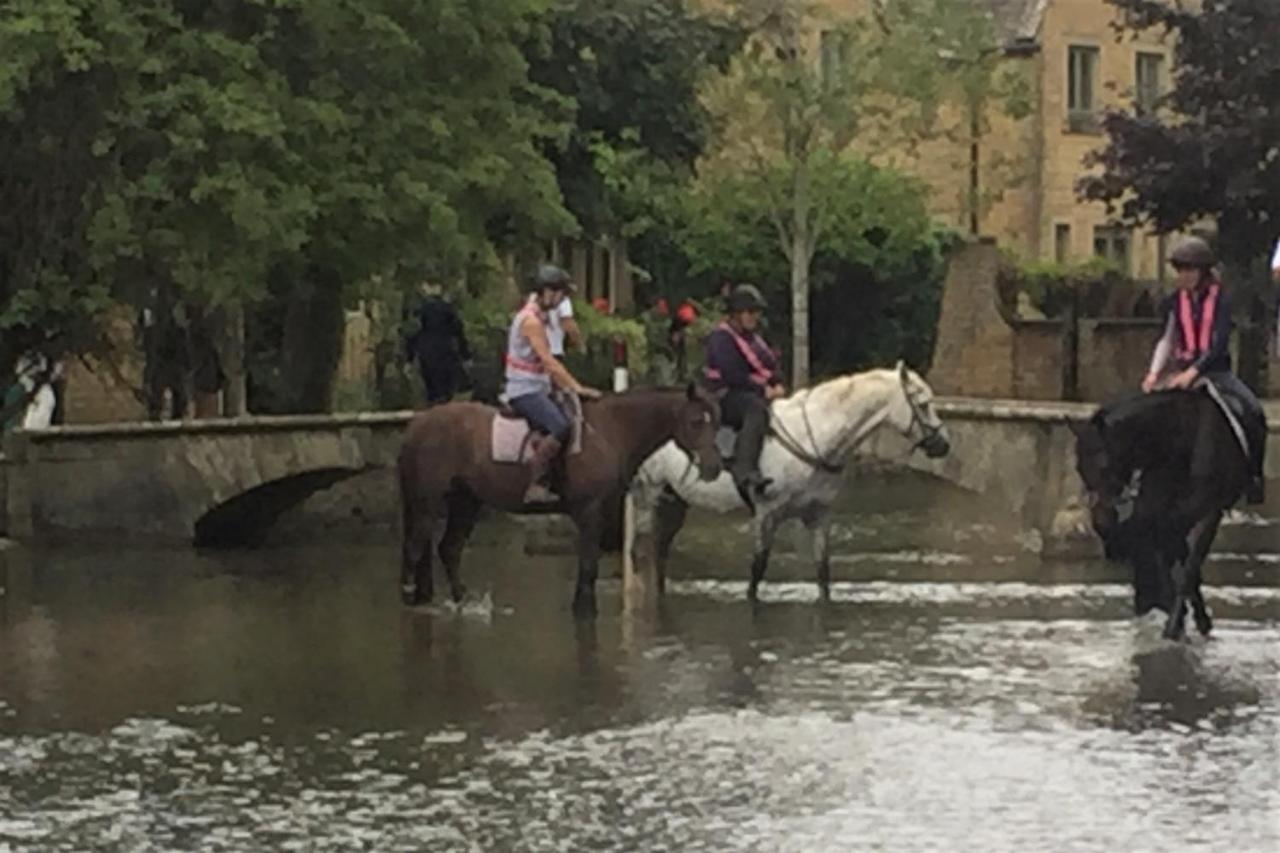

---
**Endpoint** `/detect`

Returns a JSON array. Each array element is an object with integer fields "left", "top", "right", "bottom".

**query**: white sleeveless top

[{"left": 503, "top": 302, "right": 552, "bottom": 399}]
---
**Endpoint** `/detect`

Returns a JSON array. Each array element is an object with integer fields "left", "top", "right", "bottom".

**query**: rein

[{"left": 768, "top": 399, "right": 845, "bottom": 475}]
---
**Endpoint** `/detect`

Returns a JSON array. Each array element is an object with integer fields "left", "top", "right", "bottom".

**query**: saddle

[
  {"left": 1195, "top": 378, "right": 1262, "bottom": 465},
  {"left": 490, "top": 390, "right": 585, "bottom": 464}
]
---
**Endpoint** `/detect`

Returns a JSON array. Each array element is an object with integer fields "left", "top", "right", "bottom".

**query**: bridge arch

[{"left": 194, "top": 467, "right": 371, "bottom": 547}]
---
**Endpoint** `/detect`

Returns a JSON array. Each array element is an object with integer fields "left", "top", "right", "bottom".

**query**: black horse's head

[{"left": 1069, "top": 412, "right": 1132, "bottom": 555}]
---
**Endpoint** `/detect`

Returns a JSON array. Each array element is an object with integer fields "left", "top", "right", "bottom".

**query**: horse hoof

[
  {"left": 1195, "top": 613, "right": 1214, "bottom": 637},
  {"left": 747, "top": 584, "right": 759, "bottom": 604},
  {"left": 1161, "top": 622, "right": 1186, "bottom": 642},
  {"left": 450, "top": 585, "right": 468, "bottom": 604},
  {"left": 401, "top": 585, "right": 420, "bottom": 606}
]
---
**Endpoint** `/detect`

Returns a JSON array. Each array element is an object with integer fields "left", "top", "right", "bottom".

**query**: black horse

[{"left": 1070, "top": 389, "right": 1263, "bottom": 640}]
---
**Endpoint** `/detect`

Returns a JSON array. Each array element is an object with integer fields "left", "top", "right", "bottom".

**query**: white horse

[{"left": 629, "top": 363, "right": 950, "bottom": 602}]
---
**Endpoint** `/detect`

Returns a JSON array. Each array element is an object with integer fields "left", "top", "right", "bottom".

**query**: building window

[
  {"left": 820, "top": 30, "right": 849, "bottom": 88},
  {"left": 1067, "top": 45, "right": 1100, "bottom": 131},
  {"left": 1093, "top": 225, "right": 1131, "bottom": 273},
  {"left": 1135, "top": 52, "right": 1164, "bottom": 115},
  {"left": 1054, "top": 223, "right": 1072, "bottom": 264}
]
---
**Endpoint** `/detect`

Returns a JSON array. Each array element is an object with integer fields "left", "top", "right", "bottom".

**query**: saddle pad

[
  {"left": 492, "top": 415, "right": 537, "bottom": 464},
  {"left": 490, "top": 402, "right": 585, "bottom": 465}
]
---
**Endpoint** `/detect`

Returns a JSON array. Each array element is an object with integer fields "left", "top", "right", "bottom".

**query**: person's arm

[
  {"left": 1191, "top": 290, "right": 1232, "bottom": 375},
  {"left": 520, "top": 314, "right": 600, "bottom": 398},
  {"left": 558, "top": 300, "right": 582, "bottom": 352},
  {"left": 1145, "top": 314, "right": 1176, "bottom": 389}
]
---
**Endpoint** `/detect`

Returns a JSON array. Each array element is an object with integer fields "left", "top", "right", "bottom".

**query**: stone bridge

[
  {"left": 2, "top": 399, "right": 1276, "bottom": 545},
  {"left": 2, "top": 412, "right": 415, "bottom": 545}
]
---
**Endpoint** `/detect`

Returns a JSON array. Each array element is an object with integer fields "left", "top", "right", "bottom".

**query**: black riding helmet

[
  {"left": 530, "top": 263, "right": 576, "bottom": 293},
  {"left": 1170, "top": 237, "right": 1215, "bottom": 269},
  {"left": 728, "top": 283, "right": 767, "bottom": 313}
]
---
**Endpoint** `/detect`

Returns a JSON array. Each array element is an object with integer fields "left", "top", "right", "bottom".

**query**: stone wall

[
  {"left": 1012, "top": 321, "right": 1068, "bottom": 400},
  {"left": 928, "top": 241, "right": 1269, "bottom": 403},
  {"left": 1077, "top": 318, "right": 1163, "bottom": 403},
  {"left": 62, "top": 310, "right": 148, "bottom": 424},
  {"left": 928, "top": 240, "right": 1018, "bottom": 398}
]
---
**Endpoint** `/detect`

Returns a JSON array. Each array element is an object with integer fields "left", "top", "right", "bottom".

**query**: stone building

[{"left": 803, "top": 0, "right": 1174, "bottom": 281}]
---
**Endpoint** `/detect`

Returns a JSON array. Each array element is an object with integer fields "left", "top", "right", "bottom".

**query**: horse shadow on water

[
  {"left": 630, "top": 362, "right": 950, "bottom": 604},
  {"left": 1070, "top": 389, "right": 1265, "bottom": 641}
]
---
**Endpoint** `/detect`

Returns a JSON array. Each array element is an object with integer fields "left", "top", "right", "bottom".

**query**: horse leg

[
  {"left": 400, "top": 500, "right": 436, "bottom": 606},
  {"left": 1161, "top": 533, "right": 1190, "bottom": 641},
  {"left": 572, "top": 500, "right": 604, "bottom": 618},
  {"left": 805, "top": 512, "right": 832, "bottom": 603},
  {"left": 653, "top": 492, "right": 689, "bottom": 596},
  {"left": 747, "top": 513, "right": 779, "bottom": 604},
  {"left": 1186, "top": 512, "right": 1221, "bottom": 637},
  {"left": 438, "top": 491, "right": 480, "bottom": 604}
]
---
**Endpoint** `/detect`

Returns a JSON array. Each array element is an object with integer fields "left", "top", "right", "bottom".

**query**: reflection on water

[{"left": 1, "top": 484, "right": 1278, "bottom": 851}]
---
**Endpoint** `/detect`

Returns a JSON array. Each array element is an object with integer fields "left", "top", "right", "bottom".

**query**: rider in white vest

[{"left": 503, "top": 265, "right": 602, "bottom": 502}]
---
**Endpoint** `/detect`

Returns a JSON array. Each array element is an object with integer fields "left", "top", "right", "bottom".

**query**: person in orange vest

[
  {"left": 1143, "top": 237, "right": 1266, "bottom": 504},
  {"left": 703, "top": 284, "right": 786, "bottom": 500}
]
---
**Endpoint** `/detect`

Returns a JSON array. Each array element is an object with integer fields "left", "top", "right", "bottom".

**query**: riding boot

[
  {"left": 1244, "top": 412, "right": 1266, "bottom": 505},
  {"left": 523, "top": 435, "right": 563, "bottom": 504},
  {"left": 1246, "top": 452, "right": 1266, "bottom": 505},
  {"left": 731, "top": 401, "right": 772, "bottom": 500}
]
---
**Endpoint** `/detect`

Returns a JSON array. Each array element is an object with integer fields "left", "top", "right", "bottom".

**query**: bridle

[
  {"left": 902, "top": 373, "right": 946, "bottom": 453},
  {"left": 769, "top": 397, "right": 845, "bottom": 475}
]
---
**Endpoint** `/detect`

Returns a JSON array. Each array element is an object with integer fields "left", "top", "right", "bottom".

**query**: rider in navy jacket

[
  {"left": 704, "top": 284, "right": 786, "bottom": 500},
  {"left": 1144, "top": 237, "right": 1266, "bottom": 504}
]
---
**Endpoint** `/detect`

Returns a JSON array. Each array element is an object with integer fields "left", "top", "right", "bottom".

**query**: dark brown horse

[{"left": 398, "top": 384, "right": 722, "bottom": 616}]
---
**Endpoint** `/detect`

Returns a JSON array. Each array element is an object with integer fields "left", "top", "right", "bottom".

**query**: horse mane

[
  {"left": 1094, "top": 390, "right": 1191, "bottom": 433},
  {"left": 777, "top": 368, "right": 897, "bottom": 409}
]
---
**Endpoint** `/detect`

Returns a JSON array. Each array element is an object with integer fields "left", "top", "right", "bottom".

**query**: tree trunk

[
  {"left": 1224, "top": 254, "right": 1270, "bottom": 393},
  {"left": 790, "top": 238, "right": 811, "bottom": 388},
  {"left": 280, "top": 265, "right": 345, "bottom": 413},
  {"left": 789, "top": 160, "right": 813, "bottom": 388},
  {"left": 968, "top": 101, "right": 981, "bottom": 236},
  {"left": 219, "top": 304, "right": 248, "bottom": 416}
]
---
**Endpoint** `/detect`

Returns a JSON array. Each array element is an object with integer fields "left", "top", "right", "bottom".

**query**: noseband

[{"left": 903, "top": 376, "right": 944, "bottom": 452}]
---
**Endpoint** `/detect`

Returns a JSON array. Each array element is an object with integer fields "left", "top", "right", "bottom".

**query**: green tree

[
  {"left": 526, "top": 0, "right": 743, "bottom": 241},
  {"left": 680, "top": 156, "right": 948, "bottom": 376},
  {"left": 0, "top": 0, "right": 571, "bottom": 409},
  {"left": 704, "top": 0, "right": 1004, "bottom": 386},
  {"left": 1080, "top": 0, "right": 1280, "bottom": 386}
]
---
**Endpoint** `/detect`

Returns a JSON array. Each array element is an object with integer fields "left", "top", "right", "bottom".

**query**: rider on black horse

[
  {"left": 704, "top": 284, "right": 787, "bottom": 501},
  {"left": 1142, "top": 236, "right": 1267, "bottom": 504},
  {"left": 503, "top": 264, "right": 603, "bottom": 503}
]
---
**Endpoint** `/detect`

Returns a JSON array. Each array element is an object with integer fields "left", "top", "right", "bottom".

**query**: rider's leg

[
  {"left": 509, "top": 391, "right": 571, "bottom": 502},
  {"left": 725, "top": 390, "right": 770, "bottom": 495}
]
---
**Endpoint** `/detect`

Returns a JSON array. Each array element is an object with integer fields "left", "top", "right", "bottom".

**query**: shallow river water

[{"left": 1, "top": 479, "right": 1277, "bottom": 852}]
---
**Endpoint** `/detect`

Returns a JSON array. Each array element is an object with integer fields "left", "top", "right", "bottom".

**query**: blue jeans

[{"left": 509, "top": 392, "right": 571, "bottom": 442}]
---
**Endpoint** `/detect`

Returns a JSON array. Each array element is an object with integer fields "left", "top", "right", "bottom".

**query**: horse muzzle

[
  {"left": 695, "top": 452, "right": 723, "bottom": 482},
  {"left": 920, "top": 430, "right": 950, "bottom": 459}
]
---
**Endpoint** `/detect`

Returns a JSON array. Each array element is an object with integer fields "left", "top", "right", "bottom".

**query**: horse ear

[{"left": 896, "top": 359, "right": 907, "bottom": 379}]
